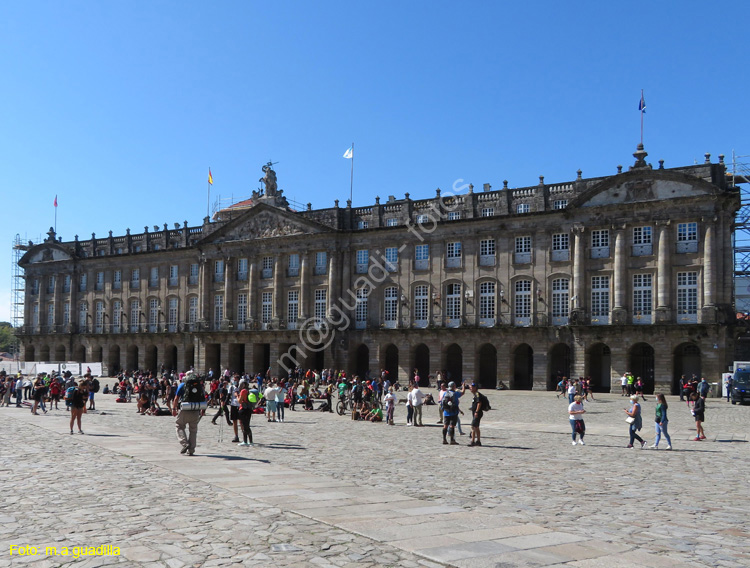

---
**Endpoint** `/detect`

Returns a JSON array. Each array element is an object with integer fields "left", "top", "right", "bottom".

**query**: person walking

[
  {"left": 411, "top": 383, "right": 425, "bottom": 426},
  {"left": 624, "top": 394, "right": 646, "bottom": 448},
  {"left": 568, "top": 394, "right": 586, "bottom": 445},
  {"left": 436, "top": 382, "right": 446, "bottom": 423},
  {"left": 68, "top": 380, "right": 87, "bottom": 434},
  {"left": 172, "top": 371, "right": 207, "bottom": 456},
  {"left": 567, "top": 379, "right": 577, "bottom": 404},
  {"left": 691, "top": 392, "right": 707, "bottom": 440},
  {"left": 210, "top": 378, "right": 231, "bottom": 426},
  {"left": 650, "top": 393, "right": 672, "bottom": 450},
  {"left": 405, "top": 383, "right": 414, "bottom": 426},
  {"left": 237, "top": 380, "right": 254, "bottom": 446},
  {"left": 678, "top": 375, "right": 687, "bottom": 402},
  {"left": 441, "top": 382, "right": 463, "bottom": 445},
  {"left": 468, "top": 383, "right": 488, "bottom": 447}
]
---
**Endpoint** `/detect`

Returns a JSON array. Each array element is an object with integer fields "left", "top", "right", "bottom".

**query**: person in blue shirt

[{"left": 441, "top": 381, "right": 464, "bottom": 445}]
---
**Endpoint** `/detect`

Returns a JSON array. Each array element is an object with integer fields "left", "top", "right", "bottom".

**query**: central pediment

[{"left": 201, "top": 203, "right": 333, "bottom": 244}]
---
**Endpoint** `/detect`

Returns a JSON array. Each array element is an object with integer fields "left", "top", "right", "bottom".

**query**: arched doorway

[
  {"left": 477, "top": 344, "right": 497, "bottom": 389},
  {"left": 629, "top": 343, "right": 655, "bottom": 394},
  {"left": 383, "top": 344, "right": 398, "bottom": 383},
  {"left": 108, "top": 345, "right": 121, "bottom": 375},
  {"left": 185, "top": 345, "right": 195, "bottom": 370},
  {"left": 92, "top": 346, "right": 103, "bottom": 363},
  {"left": 73, "top": 345, "right": 85, "bottom": 362},
  {"left": 414, "top": 344, "right": 430, "bottom": 386},
  {"left": 354, "top": 344, "right": 369, "bottom": 378},
  {"left": 512, "top": 344, "right": 533, "bottom": 390},
  {"left": 145, "top": 345, "right": 158, "bottom": 373},
  {"left": 164, "top": 344, "right": 178, "bottom": 372},
  {"left": 39, "top": 345, "right": 50, "bottom": 361},
  {"left": 587, "top": 343, "right": 611, "bottom": 392},
  {"left": 126, "top": 345, "right": 139, "bottom": 372},
  {"left": 673, "top": 343, "right": 701, "bottom": 395},
  {"left": 548, "top": 343, "right": 571, "bottom": 390},
  {"left": 54, "top": 344, "right": 66, "bottom": 362},
  {"left": 445, "top": 344, "right": 463, "bottom": 383},
  {"left": 24, "top": 345, "right": 35, "bottom": 362}
]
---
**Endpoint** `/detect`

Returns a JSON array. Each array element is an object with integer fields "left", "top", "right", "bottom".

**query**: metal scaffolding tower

[
  {"left": 731, "top": 152, "right": 750, "bottom": 314},
  {"left": 11, "top": 234, "right": 31, "bottom": 361}
]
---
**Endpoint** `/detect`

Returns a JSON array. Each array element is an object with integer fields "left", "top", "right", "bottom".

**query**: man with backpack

[
  {"left": 172, "top": 371, "right": 207, "bottom": 456},
  {"left": 88, "top": 376, "right": 100, "bottom": 410},
  {"left": 441, "top": 381, "right": 463, "bottom": 445},
  {"left": 468, "top": 383, "right": 490, "bottom": 447}
]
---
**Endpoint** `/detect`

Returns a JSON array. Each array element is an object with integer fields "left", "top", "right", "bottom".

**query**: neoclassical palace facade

[{"left": 18, "top": 147, "right": 739, "bottom": 392}]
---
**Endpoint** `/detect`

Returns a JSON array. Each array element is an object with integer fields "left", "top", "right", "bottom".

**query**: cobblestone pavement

[{"left": 1, "top": 388, "right": 748, "bottom": 567}]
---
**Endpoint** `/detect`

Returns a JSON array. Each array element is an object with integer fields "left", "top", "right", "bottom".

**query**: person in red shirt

[{"left": 49, "top": 377, "right": 62, "bottom": 410}]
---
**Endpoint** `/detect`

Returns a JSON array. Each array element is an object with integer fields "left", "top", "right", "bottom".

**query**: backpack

[
  {"left": 478, "top": 392, "right": 491, "bottom": 411},
  {"left": 65, "top": 386, "right": 76, "bottom": 402},
  {"left": 180, "top": 376, "right": 206, "bottom": 409},
  {"left": 441, "top": 391, "right": 455, "bottom": 411},
  {"left": 699, "top": 382, "right": 710, "bottom": 396},
  {"left": 92, "top": 378, "right": 100, "bottom": 393}
]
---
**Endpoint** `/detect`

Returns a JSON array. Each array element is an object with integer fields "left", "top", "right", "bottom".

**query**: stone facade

[{"left": 17, "top": 148, "right": 740, "bottom": 393}]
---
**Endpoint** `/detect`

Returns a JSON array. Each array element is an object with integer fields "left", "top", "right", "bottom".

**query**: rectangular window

[
  {"left": 149, "top": 298, "right": 159, "bottom": 332},
  {"left": 130, "top": 300, "right": 140, "bottom": 332},
  {"left": 112, "top": 300, "right": 121, "bottom": 333},
  {"left": 447, "top": 211, "right": 460, "bottom": 221},
  {"left": 356, "top": 249, "right": 369, "bottom": 274},
  {"left": 446, "top": 242, "right": 462, "bottom": 268},
  {"left": 131, "top": 268, "right": 140, "bottom": 289},
  {"left": 32, "top": 304, "right": 39, "bottom": 328},
  {"left": 214, "top": 260, "right": 225, "bottom": 282},
  {"left": 517, "top": 203, "right": 530, "bottom": 214},
  {"left": 386, "top": 218, "right": 398, "bottom": 227},
  {"left": 385, "top": 247, "right": 398, "bottom": 272},
  {"left": 357, "top": 220, "right": 369, "bottom": 229},
  {"left": 287, "top": 254, "right": 299, "bottom": 277},
  {"left": 414, "top": 285, "right": 429, "bottom": 327},
  {"left": 384, "top": 287, "right": 398, "bottom": 327},
  {"left": 677, "top": 222, "right": 698, "bottom": 253},
  {"left": 415, "top": 244, "right": 429, "bottom": 270},
  {"left": 446, "top": 283, "right": 461, "bottom": 324},
  {"left": 169, "top": 265, "right": 179, "bottom": 286},
  {"left": 237, "top": 258, "right": 248, "bottom": 281},
  {"left": 262, "top": 256, "right": 273, "bottom": 279},
  {"left": 479, "top": 238, "right": 496, "bottom": 266},
  {"left": 591, "top": 229, "right": 610, "bottom": 259},
  {"left": 78, "top": 301, "right": 87, "bottom": 331},
  {"left": 149, "top": 267, "right": 159, "bottom": 288},
  {"left": 79, "top": 273, "right": 87, "bottom": 292},
  {"left": 47, "top": 275, "right": 56, "bottom": 294},
  {"left": 30, "top": 278, "right": 39, "bottom": 295},
  {"left": 237, "top": 293, "right": 247, "bottom": 330},
  {"left": 314, "top": 289, "right": 327, "bottom": 325},
  {"left": 633, "top": 274, "right": 653, "bottom": 324},
  {"left": 188, "top": 297, "right": 198, "bottom": 327},
  {"left": 261, "top": 292, "right": 272, "bottom": 327},
  {"left": 93, "top": 271, "right": 103, "bottom": 291},
  {"left": 551, "top": 278, "right": 569, "bottom": 325},
  {"left": 416, "top": 214, "right": 430, "bottom": 224},
  {"left": 481, "top": 207, "right": 494, "bottom": 217},
  {"left": 113, "top": 270, "right": 121, "bottom": 290},
  {"left": 514, "top": 280, "right": 531, "bottom": 326},
  {"left": 677, "top": 272, "right": 698, "bottom": 323},
  {"left": 287, "top": 290, "right": 299, "bottom": 329},
  {"left": 591, "top": 276, "right": 610, "bottom": 324},
  {"left": 551, "top": 233, "right": 570, "bottom": 261},
  {"left": 95, "top": 301, "right": 104, "bottom": 333},
  {"left": 479, "top": 281, "right": 495, "bottom": 324},
  {"left": 633, "top": 226, "right": 653, "bottom": 256},
  {"left": 553, "top": 199, "right": 568, "bottom": 210},
  {"left": 355, "top": 287, "right": 369, "bottom": 329},
  {"left": 214, "top": 294, "right": 224, "bottom": 329},
  {"left": 189, "top": 263, "right": 199, "bottom": 285},
  {"left": 314, "top": 252, "right": 327, "bottom": 275},
  {"left": 63, "top": 275, "right": 71, "bottom": 293},
  {"left": 168, "top": 298, "right": 178, "bottom": 332},
  {"left": 515, "top": 236, "right": 532, "bottom": 264}
]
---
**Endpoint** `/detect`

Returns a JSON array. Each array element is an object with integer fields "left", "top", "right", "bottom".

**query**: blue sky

[{"left": 2, "top": 1, "right": 749, "bottom": 322}]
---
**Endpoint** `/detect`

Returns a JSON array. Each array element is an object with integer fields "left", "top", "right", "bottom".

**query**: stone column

[
  {"left": 532, "top": 348, "right": 548, "bottom": 391},
  {"left": 273, "top": 256, "right": 282, "bottom": 325},
  {"left": 176, "top": 343, "right": 187, "bottom": 373},
  {"left": 655, "top": 222, "right": 671, "bottom": 323},
  {"left": 497, "top": 335, "right": 511, "bottom": 387},
  {"left": 399, "top": 341, "right": 414, "bottom": 386},
  {"left": 612, "top": 227, "right": 627, "bottom": 324},
  {"left": 243, "top": 343, "right": 256, "bottom": 375},
  {"left": 703, "top": 221, "right": 716, "bottom": 314},
  {"left": 609, "top": 344, "right": 627, "bottom": 393},
  {"left": 327, "top": 250, "right": 340, "bottom": 317},
  {"left": 572, "top": 339, "right": 586, "bottom": 379},
  {"left": 199, "top": 258, "right": 210, "bottom": 325},
  {"left": 571, "top": 226, "right": 585, "bottom": 322},
  {"left": 299, "top": 253, "right": 309, "bottom": 319},
  {"left": 223, "top": 256, "right": 233, "bottom": 328},
  {"left": 248, "top": 262, "right": 257, "bottom": 321}
]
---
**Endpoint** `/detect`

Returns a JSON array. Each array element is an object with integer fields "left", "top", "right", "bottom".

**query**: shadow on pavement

[{"left": 201, "top": 454, "right": 271, "bottom": 463}]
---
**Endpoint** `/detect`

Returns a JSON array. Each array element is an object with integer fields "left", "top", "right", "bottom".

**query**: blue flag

[{"left": 639, "top": 93, "right": 646, "bottom": 113}]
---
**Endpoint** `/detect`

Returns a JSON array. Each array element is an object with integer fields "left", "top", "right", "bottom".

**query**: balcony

[
  {"left": 590, "top": 246, "right": 610, "bottom": 259},
  {"left": 514, "top": 316, "right": 531, "bottom": 327},
  {"left": 414, "top": 259, "right": 429, "bottom": 271},
  {"left": 632, "top": 244, "right": 653, "bottom": 256},
  {"left": 355, "top": 320, "right": 367, "bottom": 329},
  {"left": 479, "top": 255, "right": 496, "bottom": 267},
  {"left": 169, "top": 277, "right": 179, "bottom": 287},
  {"left": 677, "top": 311, "right": 698, "bottom": 324},
  {"left": 214, "top": 273, "right": 224, "bottom": 283},
  {"left": 413, "top": 319, "right": 428, "bottom": 328},
  {"left": 236, "top": 271, "right": 248, "bottom": 282},
  {"left": 633, "top": 312, "right": 652, "bottom": 325},
  {"left": 287, "top": 267, "right": 299, "bottom": 277},
  {"left": 591, "top": 315, "right": 609, "bottom": 325},
  {"left": 314, "top": 265, "right": 326, "bottom": 275},
  {"left": 551, "top": 316, "right": 569, "bottom": 326},
  {"left": 514, "top": 252, "right": 531, "bottom": 264},
  {"left": 356, "top": 263, "right": 368, "bottom": 274},
  {"left": 113, "top": 281, "right": 122, "bottom": 290},
  {"left": 188, "top": 275, "right": 199, "bottom": 285},
  {"left": 479, "top": 318, "right": 495, "bottom": 327},
  {"left": 130, "top": 280, "right": 140, "bottom": 290},
  {"left": 261, "top": 268, "right": 273, "bottom": 279},
  {"left": 445, "top": 318, "right": 461, "bottom": 328},
  {"left": 677, "top": 241, "right": 698, "bottom": 254},
  {"left": 446, "top": 257, "right": 461, "bottom": 269},
  {"left": 551, "top": 249, "right": 569, "bottom": 262}
]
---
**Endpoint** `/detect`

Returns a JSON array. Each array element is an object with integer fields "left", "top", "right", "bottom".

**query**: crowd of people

[{"left": 2, "top": 362, "right": 727, "bottom": 455}]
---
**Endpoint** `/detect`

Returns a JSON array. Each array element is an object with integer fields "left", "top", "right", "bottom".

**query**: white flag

[{"left": 343, "top": 147, "right": 353, "bottom": 159}]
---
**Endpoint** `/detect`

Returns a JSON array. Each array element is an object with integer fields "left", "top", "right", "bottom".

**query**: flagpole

[
  {"left": 54, "top": 197, "right": 57, "bottom": 234},
  {"left": 207, "top": 167, "right": 211, "bottom": 220},
  {"left": 349, "top": 142, "right": 354, "bottom": 204},
  {"left": 640, "top": 89, "right": 644, "bottom": 146}
]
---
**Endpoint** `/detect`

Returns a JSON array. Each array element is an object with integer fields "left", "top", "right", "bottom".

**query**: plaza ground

[{"left": 1, "top": 388, "right": 748, "bottom": 567}]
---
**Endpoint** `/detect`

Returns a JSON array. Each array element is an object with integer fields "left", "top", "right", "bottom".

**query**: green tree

[{"left": 0, "top": 322, "right": 15, "bottom": 353}]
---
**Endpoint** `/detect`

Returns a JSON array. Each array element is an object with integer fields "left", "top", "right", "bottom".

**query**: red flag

[{"left": 54, "top": 195, "right": 58, "bottom": 208}]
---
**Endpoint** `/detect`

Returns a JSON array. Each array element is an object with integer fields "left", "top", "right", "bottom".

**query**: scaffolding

[
  {"left": 11, "top": 235, "right": 32, "bottom": 361},
  {"left": 732, "top": 153, "right": 750, "bottom": 309}
]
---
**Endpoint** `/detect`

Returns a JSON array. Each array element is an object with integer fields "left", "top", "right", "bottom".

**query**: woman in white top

[
  {"left": 384, "top": 387, "right": 396, "bottom": 425},
  {"left": 568, "top": 395, "right": 586, "bottom": 445}
]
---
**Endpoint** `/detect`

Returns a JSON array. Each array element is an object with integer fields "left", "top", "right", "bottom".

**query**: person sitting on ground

[
  {"left": 137, "top": 389, "right": 150, "bottom": 414},
  {"left": 362, "top": 406, "right": 383, "bottom": 422}
]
